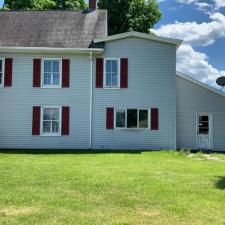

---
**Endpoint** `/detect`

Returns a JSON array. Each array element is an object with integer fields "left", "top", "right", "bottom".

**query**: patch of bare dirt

[{"left": 0, "top": 207, "right": 38, "bottom": 216}]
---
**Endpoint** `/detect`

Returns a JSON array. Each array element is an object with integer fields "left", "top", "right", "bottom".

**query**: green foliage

[
  {"left": 3, "top": 0, "right": 86, "bottom": 10},
  {"left": 98, "top": 0, "right": 162, "bottom": 35}
]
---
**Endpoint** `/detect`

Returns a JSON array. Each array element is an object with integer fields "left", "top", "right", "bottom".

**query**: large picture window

[
  {"left": 0, "top": 58, "right": 4, "bottom": 86},
  {"left": 115, "top": 109, "right": 149, "bottom": 129},
  {"left": 104, "top": 59, "right": 119, "bottom": 88},
  {"left": 41, "top": 107, "right": 61, "bottom": 135},
  {"left": 42, "top": 59, "right": 61, "bottom": 87}
]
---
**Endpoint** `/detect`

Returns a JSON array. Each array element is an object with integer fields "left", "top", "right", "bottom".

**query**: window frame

[
  {"left": 0, "top": 57, "right": 5, "bottom": 88},
  {"left": 40, "top": 106, "right": 62, "bottom": 136},
  {"left": 41, "top": 58, "right": 62, "bottom": 88},
  {"left": 103, "top": 58, "right": 120, "bottom": 89},
  {"left": 114, "top": 108, "right": 150, "bottom": 129}
]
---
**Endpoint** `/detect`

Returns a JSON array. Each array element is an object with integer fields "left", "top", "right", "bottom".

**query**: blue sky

[{"left": 0, "top": 0, "right": 224, "bottom": 87}]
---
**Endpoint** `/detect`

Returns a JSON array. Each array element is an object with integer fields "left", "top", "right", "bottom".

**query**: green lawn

[{"left": 0, "top": 150, "right": 225, "bottom": 225}]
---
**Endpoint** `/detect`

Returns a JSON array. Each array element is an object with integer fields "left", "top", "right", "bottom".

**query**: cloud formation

[
  {"left": 153, "top": 12, "right": 225, "bottom": 46},
  {"left": 153, "top": 12, "right": 225, "bottom": 87}
]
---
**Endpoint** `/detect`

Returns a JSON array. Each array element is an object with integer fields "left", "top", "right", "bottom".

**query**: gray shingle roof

[{"left": 0, "top": 10, "right": 107, "bottom": 48}]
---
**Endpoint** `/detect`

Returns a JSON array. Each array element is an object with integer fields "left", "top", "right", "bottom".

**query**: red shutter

[
  {"left": 4, "top": 58, "right": 13, "bottom": 87},
  {"left": 62, "top": 59, "right": 70, "bottom": 88},
  {"left": 96, "top": 58, "right": 103, "bottom": 88},
  {"left": 106, "top": 107, "right": 114, "bottom": 129},
  {"left": 62, "top": 106, "right": 70, "bottom": 135},
  {"left": 120, "top": 58, "right": 128, "bottom": 88},
  {"left": 32, "top": 106, "right": 41, "bottom": 135},
  {"left": 33, "top": 59, "right": 41, "bottom": 87},
  {"left": 151, "top": 108, "right": 159, "bottom": 130}
]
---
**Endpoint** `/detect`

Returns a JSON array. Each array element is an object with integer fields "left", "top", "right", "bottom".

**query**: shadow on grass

[
  {"left": 0, "top": 149, "right": 147, "bottom": 155},
  {"left": 215, "top": 176, "right": 225, "bottom": 190}
]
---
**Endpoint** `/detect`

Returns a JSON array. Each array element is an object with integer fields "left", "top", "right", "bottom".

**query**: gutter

[
  {"left": 89, "top": 51, "right": 93, "bottom": 149},
  {"left": 0, "top": 46, "right": 104, "bottom": 54}
]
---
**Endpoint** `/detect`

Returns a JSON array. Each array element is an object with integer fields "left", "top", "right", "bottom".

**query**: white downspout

[{"left": 89, "top": 52, "right": 93, "bottom": 149}]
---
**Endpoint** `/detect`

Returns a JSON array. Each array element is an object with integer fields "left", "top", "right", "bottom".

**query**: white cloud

[
  {"left": 177, "top": 45, "right": 225, "bottom": 87},
  {"left": 153, "top": 12, "right": 225, "bottom": 46},
  {"left": 153, "top": 12, "right": 225, "bottom": 87},
  {"left": 214, "top": 0, "right": 225, "bottom": 9}
]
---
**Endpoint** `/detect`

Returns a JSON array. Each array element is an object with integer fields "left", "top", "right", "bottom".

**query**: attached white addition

[
  {"left": 41, "top": 58, "right": 62, "bottom": 88},
  {"left": 196, "top": 113, "right": 213, "bottom": 150},
  {"left": 115, "top": 109, "right": 149, "bottom": 129},
  {"left": 104, "top": 58, "right": 120, "bottom": 88},
  {"left": 0, "top": 57, "right": 4, "bottom": 87},
  {"left": 41, "top": 106, "right": 62, "bottom": 136}
]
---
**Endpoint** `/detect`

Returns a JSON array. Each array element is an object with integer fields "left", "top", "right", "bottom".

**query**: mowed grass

[{"left": 0, "top": 151, "right": 225, "bottom": 225}]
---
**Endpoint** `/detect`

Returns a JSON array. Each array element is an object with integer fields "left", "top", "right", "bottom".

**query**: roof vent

[{"left": 89, "top": 0, "right": 97, "bottom": 10}]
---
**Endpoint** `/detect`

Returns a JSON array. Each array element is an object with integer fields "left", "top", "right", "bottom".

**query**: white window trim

[
  {"left": 41, "top": 58, "right": 62, "bottom": 88},
  {"left": 0, "top": 57, "right": 5, "bottom": 88},
  {"left": 114, "top": 108, "right": 150, "bottom": 129},
  {"left": 40, "top": 106, "right": 62, "bottom": 136},
  {"left": 103, "top": 58, "right": 120, "bottom": 89}
]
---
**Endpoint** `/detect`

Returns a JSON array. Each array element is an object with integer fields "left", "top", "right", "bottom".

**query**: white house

[{"left": 0, "top": 0, "right": 224, "bottom": 151}]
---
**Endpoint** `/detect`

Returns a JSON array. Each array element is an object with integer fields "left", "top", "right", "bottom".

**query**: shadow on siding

[
  {"left": 215, "top": 176, "right": 225, "bottom": 190},
  {"left": 0, "top": 149, "right": 145, "bottom": 154}
]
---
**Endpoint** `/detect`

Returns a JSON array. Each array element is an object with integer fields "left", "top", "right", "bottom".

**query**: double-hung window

[
  {"left": 104, "top": 59, "right": 120, "bottom": 88},
  {"left": 0, "top": 58, "right": 4, "bottom": 87},
  {"left": 115, "top": 109, "right": 149, "bottom": 129},
  {"left": 41, "top": 107, "right": 61, "bottom": 135},
  {"left": 42, "top": 59, "right": 61, "bottom": 87}
]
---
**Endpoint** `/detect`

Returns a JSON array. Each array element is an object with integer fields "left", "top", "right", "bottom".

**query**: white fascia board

[
  {"left": 0, "top": 46, "right": 104, "bottom": 54},
  {"left": 176, "top": 71, "right": 225, "bottom": 98},
  {"left": 94, "top": 31, "right": 183, "bottom": 48}
]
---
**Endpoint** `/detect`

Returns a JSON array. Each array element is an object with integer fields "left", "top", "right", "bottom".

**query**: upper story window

[
  {"left": 104, "top": 59, "right": 120, "bottom": 88},
  {"left": 115, "top": 109, "right": 149, "bottom": 129},
  {"left": 0, "top": 58, "right": 4, "bottom": 87},
  {"left": 41, "top": 106, "right": 61, "bottom": 136},
  {"left": 42, "top": 59, "right": 62, "bottom": 87}
]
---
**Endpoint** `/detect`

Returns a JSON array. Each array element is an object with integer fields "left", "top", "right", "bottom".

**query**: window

[
  {"left": 104, "top": 59, "right": 119, "bottom": 88},
  {"left": 41, "top": 107, "right": 61, "bottom": 135},
  {"left": 0, "top": 58, "right": 4, "bottom": 87},
  {"left": 42, "top": 59, "right": 61, "bottom": 87},
  {"left": 115, "top": 109, "right": 149, "bottom": 129},
  {"left": 198, "top": 115, "right": 209, "bottom": 134}
]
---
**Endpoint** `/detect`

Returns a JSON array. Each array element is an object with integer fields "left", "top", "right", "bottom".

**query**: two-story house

[{"left": 0, "top": 0, "right": 225, "bottom": 151}]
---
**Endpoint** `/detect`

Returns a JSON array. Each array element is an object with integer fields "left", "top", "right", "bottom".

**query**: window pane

[
  {"left": 44, "top": 73, "right": 51, "bottom": 85},
  {"left": 106, "top": 60, "right": 111, "bottom": 73},
  {"left": 112, "top": 72, "right": 118, "bottom": 87},
  {"left": 106, "top": 72, "right": 111, "bottom": 86},
  {"left": 0, "top": 60, "right": 2, "bottom": 85},
  {"left": 52, "top": 60, "right": 59, "bottom": 72},
  {"left": 43, "top": 108, "right": 51, "bottom": 120},
  {"left": 43, "top": 121, "right": 51, "bottom": 133},
  {"left": 139, "top": 110, "right": 148, "bottom": 128},
  {"left": 127, "top": 109, "right": 137, "bottom": 128},
  {"left": 44, "top": 60, "right": 51, "bottom": 73},
  {"left": 0, "top": 60, "right": 2, "bottom": 73},
  {"left": 52, "top": 121, "right": 59, "bottom": 133},
  {"left": 116, "top": 110, "right": 125, "bottom": 128},
  {"left": 52, "top": 73, "right": 59, "bottom": 85},
  {"left": 111, "top": 60, "right": 117, "bottom": 73},
  {"left": 51, "top": 108, "right": 59, "bottom": 120}
]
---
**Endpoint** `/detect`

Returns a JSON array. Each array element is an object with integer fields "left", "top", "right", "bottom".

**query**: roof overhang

[
  {"left": 94, "top": 31, "right": 182, "bottom": 49},
  {"left": 0, "top": 46, "right": 104, "bottom": 54},
  {"left": 176, "top": 71, "right": 225, "bottom": 98}
]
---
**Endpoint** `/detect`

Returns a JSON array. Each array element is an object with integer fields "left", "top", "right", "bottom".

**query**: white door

[{"left": 197, "top": 113, "right": 212, "bottom": 150}]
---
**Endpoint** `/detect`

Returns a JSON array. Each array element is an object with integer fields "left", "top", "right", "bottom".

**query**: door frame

[{"left": 196, "top": 112, "right": 213, "bottom": 150}]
